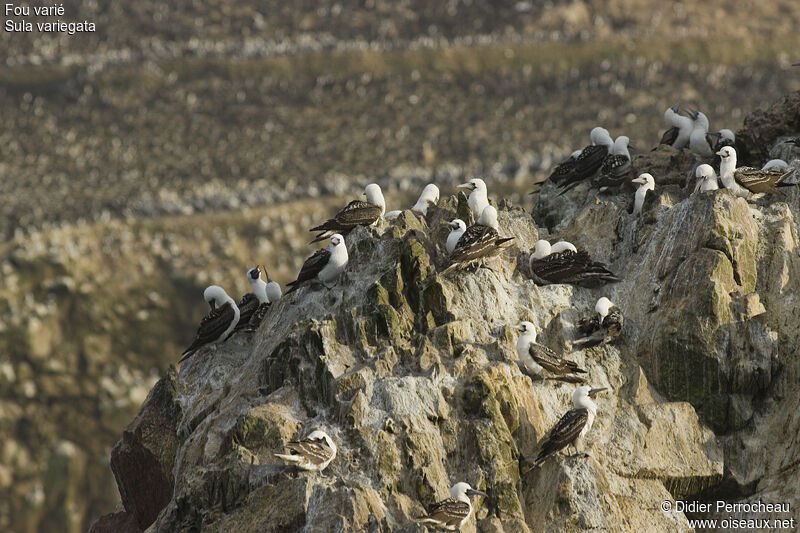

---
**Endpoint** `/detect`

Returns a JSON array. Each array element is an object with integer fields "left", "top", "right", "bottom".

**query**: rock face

[{"left": 95, "top": 95, "right": 800, "bottom": 532}]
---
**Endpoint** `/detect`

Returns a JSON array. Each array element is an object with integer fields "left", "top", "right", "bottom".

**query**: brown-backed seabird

[
  {"left": 310, "top": 184, "right": 385, "bottom": 243},
  {"left": 286, "top": 234, "right": 349, "bottom": 293},
  {"left": 179, "top": 285, "right": 240, "bottom": 362},
  {"left": 416, "top": 482, "right": 487, "bottom": 531},
  {"left": 274, "top": 429, "right": 337, "bottom": 472}
]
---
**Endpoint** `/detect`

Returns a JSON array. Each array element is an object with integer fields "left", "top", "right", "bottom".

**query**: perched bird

[
  {"left": 515, "top": 321, "right": 586, "bottom": 377},
  {"left": 594, "top": 136, "right": 633, "bottom": 190},
  {"left": 717, "top": 146, "right": 794, "bottom": 196},
  {"left": 550, "top": 241, "right": 577, "bottom": 254},
  {"left": 234, "top": 267, "right": 270, "bottom": 332},
  {"left": 556, "top": 127, "right": 615, "bottom": 193},
  {"left": 457, "top": 178, "right": 489, "bottom": 219},
  {"left": 532, "top": 385, "right": 607, "bottom": 468},
  {"left": 688, "top": 110, "right": 716, "bottom": 159},
  {"left": 545, "top": 149, "right": 583, "bottom": 186},
  {"left": 659, "top": 103, "right": 693, "bottom": 149},
  {"left": 309, "top": 184, "right": 385, "bottom": 243},
  {"left": 442, "top": 206, "right": 514, "bottom": 274},
  {"left": 693, "top": 164, "right": 719, "bottom": 193},
  {"left": 274, "top": 429, "right": 337, "bottom": 472},
  {"left": 528, "top": 240, "right": 620, "bottom": 287},
  {"left": 179, "top": 285, "right": 240, "bottom": 363},
  {"left": 445, "top": 219, "right": 467, "bottom": 254},
  {"left": 762, "top": 159, "right": 789, "bottom": 171},
  {"left": 631, "top": 173, "right": 655, "bottom": 216},
  {"left": 264, "top": 270, "right": 283, "bottom": 304},
  {"left": 386, "top": 184, "right": 440, "bottom": 218},
  {"left": 245, "top": 268, "right": 283, "bottom": 330},
  {"left": 574, "top": 297, "right": 624, "bottom": 348},
  {"left": 286, "top": 234, "right": 349, "bottom": 293},
  {"left": 416, "top": 482, "right": 487, "bottom": 531}
]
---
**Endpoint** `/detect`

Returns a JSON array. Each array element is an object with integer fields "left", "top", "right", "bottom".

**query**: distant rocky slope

[{"left": 88, "top": 93, "right": 800, "bottom": 532}]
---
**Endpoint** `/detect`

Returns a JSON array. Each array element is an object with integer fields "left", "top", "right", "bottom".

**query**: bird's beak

[
  {"left": 515, "top": 323, "right": 525, "bottom": 331},
  {"left": 466, "top": 489, "right": 488, "bottom": 498},
  {"left": 457, "top": 183, "right": 473, "bottom": 190},
  {"left": 632, "top": 177, "right": 644, "bottom": 184},
  {"left": 209, "top": 300, "right": 216, "bottom": 311},
  {"left": 670, "top": 102, "right": 680, "bottom": 113},
  {"left": 588, "top": 387, "right": 607, "bottom": 397},
  {"left": 715, "top": 150, "right": 726, "bottom": 157}
]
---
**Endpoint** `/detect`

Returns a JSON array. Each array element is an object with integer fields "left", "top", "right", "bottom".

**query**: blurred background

[{"left": 1, "top": 1, "right": 799, "bottom": 531}]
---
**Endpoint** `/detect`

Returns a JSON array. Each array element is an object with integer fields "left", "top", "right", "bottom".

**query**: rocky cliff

[{"left": 89, "top": 93, "right": 800, "bottom": 532}]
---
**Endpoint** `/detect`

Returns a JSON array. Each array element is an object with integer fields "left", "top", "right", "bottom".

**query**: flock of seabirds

[{"left": 174, "top": 102, "right": 798, "bottom": 529}]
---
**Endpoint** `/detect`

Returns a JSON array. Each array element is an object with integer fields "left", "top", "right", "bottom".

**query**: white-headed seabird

[
  {"left": 762, "top": 159, "right": 789, "bottom": 172},
  {"left": 555, "top": 127, "right": 615, "bottom": 194},
  {"left": 457, "top": 178, "right": 489, "bottom": 219},
  {"left": 265, "top": 270, "right": 282, "bottom": 303},
  {"left": 243, "top": 267, "right": 283, "bottom": 330},
  {"left": 274, "top": 429, "right": 337, "bottom": 472},
  {"left": 445, "top": 219, "right": 467, "bottom": 254},
  {"left": 286, "top": 234, "right": 349, "bottom": 293},
  {"left": 631, "top": 173, "right": 655, "bottom": 216},
  {"left": 386, "top": 184, "right": 440, "bottom": 218},
  {"left": 574, "top": 297, "right": 624, "bottom": 348},
  {"left": 688, "top": 110, "right": 716, "bottom": 159},
  {"left": 531, "top": 385, "right": 606, "bottom": 468},
  {"left": 442, "top": 206, "right": 514, "bottom": 274},
  {"left": 528, "top": 240, "right": 620, "bottom": 287},
  {"left": 309, "top": 184, "right": 385, "bottom": 243},
  {"left": 515, "top": 321, "right": 586, "bottom": 378},
  {"left": 693, "top": 164, "right": 719, "bottom": 193},
  {"left": 416, "top": 482, "right": 487, "bottom": 531},
  {"left": 594, "top": 135, "right": 633, "bottom": 190},
  {"left": 717, "top": 146, "right": 794, "bottom": 196},
  {"left": 660, "top": 103, "right": 693, "bottom": 149},
  {"left": 234, "top": 267, "right": 270, "bottom": 332},
  {"left": 179, "top": 285, "right": 240, "bottom": 363}
]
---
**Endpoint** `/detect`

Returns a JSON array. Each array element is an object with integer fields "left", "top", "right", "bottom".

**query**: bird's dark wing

[
  {"left": 576, "top": 315, "right": 602, "bottom": 337},
  {"left": 660, "top": 126, "right": 679, "bottom": 146},
  {"left": 310, "top": 200, "right": 382, "bottom": 232},
  {"left": 531, "top": 251, "right": 620, "bottom": 287},
  {"left": 602, "top": 306, "right": 624, "bottom": 340},
  {"left": 595, "top": 155, "right": 632, "bottom": 188},
  {"left": 548, "top": 159, "right": 576, "bottom": 184},
  {"left": 286, "top": 248, "right": 332, "bottom": 292},
  {"left": 535, "top": 408, "right": 589, "bottom": 465},
  {"left": 234, "top": 293, "right": 259, "bottom": 331},
  {"left": 285, "top": 437, "right": 334, "bottom": 466},
  {"left": 180, "top": 302, "right": 236, "bottom": 361},
  {"left": 443, "top": 225, "right": 513, "bottom": 273},
  {"left": 425, "top": 498, "right": 471, "bottom": 527},
  {"left": 529, "top": 343, "right": 585, "bottom": 375},
  {"left": 557, "top": 145, "right": 609, "bottom": 193},
  {"left": 734, "top": 167, "right": 786, "bottom": 194}
]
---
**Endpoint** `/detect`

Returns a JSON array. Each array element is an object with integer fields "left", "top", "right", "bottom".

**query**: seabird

[
  {"left": 445, "top": 219, "right": 467, "bottom": 254},
  {"left": 286, "top": 234, "right": 349, "bottom": 293},
  {"left": 309, "top": 184, "right": 385, "bottom": 243},
  {"left": 659, "top": 103, "right": 693, "bottom": 149},
  {"left": 457, "top": 178, "right": 489, "bottom": 219},
  {"left": 693, "top": 164, "right": 719, "bottom": 193},
  {"left": 442, "top": 206, "right": 514, "bottom": 274},
  {"left": 246, "top": 268, "right": 283, "bottom": 330},
  {"left": 555, "top": 127, "right": 615, "bottom": 193},
  {"left": 528, "top": 240, "right": 620, "bottom": 287},
  {"left": 531, "top": 385, "right": 606, "bottom": 468},
  {"left": 762, "top": 159, "right": 789, "bottom": 171},
  {"left": 179, "top": 285, "right": 240, "bottom": 363},
  {"left": 386, "top": 184, "right": 440, "bottom": 218},
  {"left": 594, "top": 136, "right": 632, "bottom": 190},
  {"left": 274, "top": 429, "right": 337, "bottom": 472},
  {"left": 574, "top": 297, "right": 624, "bottom": 348},
  {"left": 545, "top": 149, "right": 583, "bottom": 185},
  {"left": 416, "top": 482, "right": 487, "bottom": 531},
  {"left": 688, "top": 110, "right": 716, "bottom": 159},
  {"left": 515, "top": 321, "right": 586, "bottom": 377},
  {"left": 233, "top": 267, "right": 270, "bottom": 332},
  {"left": 717, "top": 146, "right": 794, "bottom": 195},
  {"left": 631, "top": 173, "right": 655, "bottom": 216}
]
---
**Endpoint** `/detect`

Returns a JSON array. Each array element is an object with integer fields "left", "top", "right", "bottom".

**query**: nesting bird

[
  {"left": 532, "top": 385, "right": 607, "bottom": 468},
  {"left": 717, "top": 146, "right": 794, "bottom": 196},
  {"left": 286, "top": 234, "right": 349, "bottom": 293},
  {"left": 442, "top": 206, "right": 514, "bottom": 274},
  {"left": 631, "top": 173, "right": 655, "bottom": 216},
  {"left": 528, "top": 240, "right": 620, "bottom": 287},
  {"left": 274, "top": 429, "right": 337, "bottom": 472},
  {"left": 457, "top": 178, "right": 489, "bottom": 219},
  {"left": 693, "top": 164, "right": 719, "bottom": 193},
  {"left": 309, "top": 184, "right": 385, "bottom": 243},
  {"left": 574, "top": 297, "right": 624, "bottom": 348},
  {"left": 659, "top": 103, "right": 693, "bottom": 149},
  {"left": 179, "top": 285, "right": 240, "bottom": 363},
  {"left": 515, "top": 321, "right": 586, "bottom": 378},
  {"left": 385, "top": 184, "right": 440, "bottom": 218},
  {"left": 416, "top": 482, "right": 487, "bottom": 531},
  {"left": 594, "top": 135, "right": 633, "bottom": 190}
]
